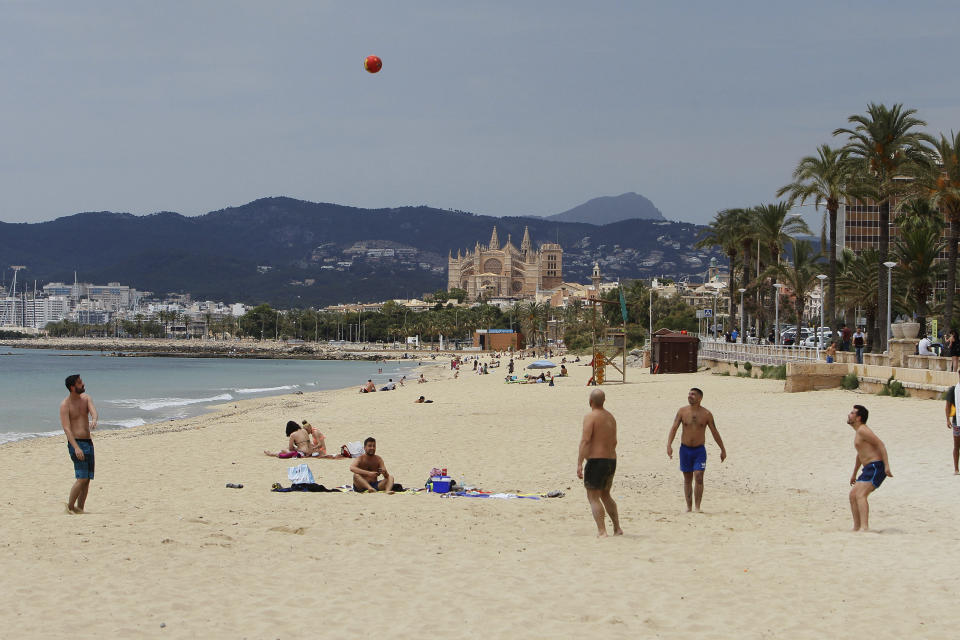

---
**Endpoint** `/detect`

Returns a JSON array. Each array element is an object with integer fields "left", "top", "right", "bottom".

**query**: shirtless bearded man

[
  {"left": 60, "top": 374, "right": 98, "bottom": 513},
  {"left": 666, "top": 387, "right": 727, "bottom": 512},
  {"left": 576, "top": 389, "right": 623, "bottom": 537},
  {"left": 350, "top": 437, "right": 395, "bottom": 493}
]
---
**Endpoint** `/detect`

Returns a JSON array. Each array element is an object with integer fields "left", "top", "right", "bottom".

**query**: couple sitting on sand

[{"left": 264, "top": 420, "right": 341, "bottom": 459}]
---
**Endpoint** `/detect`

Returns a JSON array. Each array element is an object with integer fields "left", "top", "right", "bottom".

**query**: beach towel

[
  {"left": 287, "top": 463, "right": 314, "bottom": 484},
  {"left": 344, "top": 441, "right": 364, "bottom": 458},
  {"left": 272, "top": 483, "right": 342, "bottom": 492}
]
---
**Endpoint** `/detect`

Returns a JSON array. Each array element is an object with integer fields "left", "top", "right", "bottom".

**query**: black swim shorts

[{"left": 583, "top": 458, "right": 616, "bottom": 491}]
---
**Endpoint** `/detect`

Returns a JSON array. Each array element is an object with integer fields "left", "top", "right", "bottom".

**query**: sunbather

[{"left": 264, "top": 421, "right": 315, "bottom": 458}]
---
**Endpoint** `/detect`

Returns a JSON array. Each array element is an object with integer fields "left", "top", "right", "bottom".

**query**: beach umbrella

[{"left": 526, "top": 360, "right": 557, "bottom": 369}]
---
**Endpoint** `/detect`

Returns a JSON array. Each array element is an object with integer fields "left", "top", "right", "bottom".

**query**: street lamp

[
  {"left": 712, "top": 289, "right": 719, "bottom": 339},
  {"left": 816, "top": 274, "right": 827, "bottom": 356},
  {"left": 883, "top": 261, "right": 897, "bottom": 350},
  {"left": 738, "top": 288, "right": 746, "bottom": 343},
  {"left": 773, "top": 283, "right": 784, "bottom": 346}
]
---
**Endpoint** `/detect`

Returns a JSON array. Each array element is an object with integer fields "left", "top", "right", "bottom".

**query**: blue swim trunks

[
  {"left": 857, "top": 460, "right": 886, "bottom": 489},
  {"left": 679, "top": 444, "right": 706, "bottom": 473},
  {"left": 68, "top": 438, "right": 95, "bottom": 480}
]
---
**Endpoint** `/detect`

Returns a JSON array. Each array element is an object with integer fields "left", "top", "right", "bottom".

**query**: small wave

[
  {"left": 111, "top": 393, "right": 234, "bottom": 411},
  {"left": 0, "top": 430, "right": 62, "bottom": 445},
  {"left": 100, "top": 418, "right": 147, "bottom": 428},
  {"left": 233, "top": 385, "right": 298, "bottom": 394}
]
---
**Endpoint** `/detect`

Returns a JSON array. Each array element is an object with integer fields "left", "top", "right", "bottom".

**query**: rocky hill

[{"left": 0, "top": 197, "right": 721, "bottom": 307}]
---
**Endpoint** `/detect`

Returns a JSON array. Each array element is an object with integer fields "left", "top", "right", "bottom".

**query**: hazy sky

[{"left": 2, "top": 1, "right": 958, "bottom": 228}]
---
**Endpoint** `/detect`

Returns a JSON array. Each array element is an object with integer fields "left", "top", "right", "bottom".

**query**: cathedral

[{"left": 447, "top": 226, "right": 563, "bottom": 301}]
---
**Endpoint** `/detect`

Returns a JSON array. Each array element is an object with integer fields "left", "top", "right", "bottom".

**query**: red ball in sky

[{"left": 364, "top": 55, "right": 382, "bottom": 73}]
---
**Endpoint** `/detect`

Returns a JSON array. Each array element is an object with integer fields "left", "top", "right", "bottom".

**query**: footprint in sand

[{"left": 268, "top": 526, "right": 306, "bottom": 535}]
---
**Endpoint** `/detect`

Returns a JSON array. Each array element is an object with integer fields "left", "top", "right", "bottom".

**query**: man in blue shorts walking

[
  {"left": 667, "top": 388, "right": 727, "bottom": 512},
  {"left": 60, "top": 374, "right": 98, "bottom": 513}
]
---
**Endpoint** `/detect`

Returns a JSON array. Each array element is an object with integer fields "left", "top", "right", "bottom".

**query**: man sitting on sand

[
  {"left": 350, "top": 437, "right": 395, "bottom": 493},
  {"left": 264, "top": 421, "right": 317, "bottom": 458},
  {"left": 361, "top": 379, "right": 376, "bottom": 393},
  {"left": 847, "top": 404, "right": 892, "bottom": 532},
  {"left": 577, "top": 389, "right": 622, "bottom": 537},
  {"left": 418, "top": 374, "right": 427, "bottom": 384},
  {"left": 666, "top": 387, "right": 727, "bottom": 512}
]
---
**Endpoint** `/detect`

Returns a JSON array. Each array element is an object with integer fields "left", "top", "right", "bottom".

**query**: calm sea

[{"left": 0, "top": 347, "right": 419, "bottom": 444}]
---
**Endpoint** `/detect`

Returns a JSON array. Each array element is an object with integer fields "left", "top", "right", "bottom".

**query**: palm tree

[
  {"left": 834, "top": 103, "right": 935, "bottom": 349},
  {"left": 777, "top": 145, "right": 855, "bottom": 336},
  {"left": 767, "top": 239, "right": 824, "bottom": 331},
  {"left": 696, "top": 208, "right": 750, "bottom": 337},
  {"left": 837, "top": 249, "right": 881, "bottom": 351},
  {"left": 924, "top": 131, "right": 960, "bottom": 331},
  {"left": 518, "top": 301, "right": 547, "bottom": 347},
  {"left": 751, "top": 203, "right": 812, "bottom": 271},
  {"left": 892, "top": 220, "right": 946, "bottom": 331}
]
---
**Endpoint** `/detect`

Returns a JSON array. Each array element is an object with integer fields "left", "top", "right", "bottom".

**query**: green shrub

[
  {"left": 879, "top": 376, "right": 906, "bottom": 397},
  {"left": 743, "top": 361, "right": 752, "bottom": 372},
  {"left": 760, "top": 364, "right": 787, "bottom": 380},
  {"left": 736, "top": 371, "right": 752, "bottom": 378},
  {"left": 841, "top": 372, "right": 859, "bottom": 390},
  {"left": 733, "top": 361, "right": 739, "bottom": 368}
]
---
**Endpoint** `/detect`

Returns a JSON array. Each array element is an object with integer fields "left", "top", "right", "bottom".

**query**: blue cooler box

[{"left": 431, "top": 476, "right": 452, "bottom": 493}]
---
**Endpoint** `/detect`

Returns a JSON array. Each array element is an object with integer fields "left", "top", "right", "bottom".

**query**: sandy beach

[{"left": 2, "top": 358, "right": 958, "bottom": 639}]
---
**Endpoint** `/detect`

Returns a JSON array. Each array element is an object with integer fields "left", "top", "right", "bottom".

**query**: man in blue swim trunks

[
  {"left": 847, "top": 404, "right": 892, "bottom": 532},
  {"left": 59, "top": 374, "right": 98, "bottom": 514},
  {"left": 666, "top": 388, "right": 727, "bottom": 512}
]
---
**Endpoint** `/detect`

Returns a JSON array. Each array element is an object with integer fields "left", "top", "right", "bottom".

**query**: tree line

[{"left": 697, "top": 102, "right": 960, "bottom": 352}]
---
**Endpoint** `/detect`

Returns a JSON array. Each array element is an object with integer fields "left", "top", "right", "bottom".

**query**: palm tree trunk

[
  {"left": 877, "top": 198, "right": 890, "bottom": 351},
  {"left": 944, "top": 216, "right": 959, "bottom": 335},
  {"left": 727, "top": 250, "right": 737, "bottom": 338},
  {"left": 742, "top": 243, "right": 753, "bottom": 333},
  {"left": 828, "top": 204, "right": 838, "bottom": 335},
  {"left": 866, "top": 308, "right": 878, "bottom": 354}
]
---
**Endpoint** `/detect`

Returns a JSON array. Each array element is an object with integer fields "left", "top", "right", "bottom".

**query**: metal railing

[{"left": 698, "top": 337, "right": 822, "bottom": 365}]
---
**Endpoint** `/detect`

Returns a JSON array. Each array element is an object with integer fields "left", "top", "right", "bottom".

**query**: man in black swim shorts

[{"left": 577, "top": 389, "right": 622, "bottom": 537}]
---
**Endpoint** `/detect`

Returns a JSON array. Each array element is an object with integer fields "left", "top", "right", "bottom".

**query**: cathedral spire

[
  {"left": 489, "top": 226, "right": 500, "bottom": 250},
  {"left": 521, "top": 226, "right": 532, "bottom": 262}
]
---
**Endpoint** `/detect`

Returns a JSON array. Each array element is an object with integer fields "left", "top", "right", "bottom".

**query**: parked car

[
  {"left": 801, "top": 333, "right": 833, "bottom": 348},
  {"left": 781, "top": 327, "right": 811, "bottom": 346}
]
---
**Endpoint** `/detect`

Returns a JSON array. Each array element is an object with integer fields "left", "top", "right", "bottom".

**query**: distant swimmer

[
  {"left": 847, "top": 404, "right": 892, "bottom": 532},
  {"left": 576, "top": 389, "right": 622, "bottom": 537},
  {"left": 60, "top": 374, "right": 98, "bottom": 514},
  {"left": 666, "top": 387, "right": 727, "bottom": 512}
]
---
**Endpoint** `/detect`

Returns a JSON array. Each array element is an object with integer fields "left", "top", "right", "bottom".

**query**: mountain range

[{"left": 0, "top": 196, "right": 721, "bottom": 308}]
